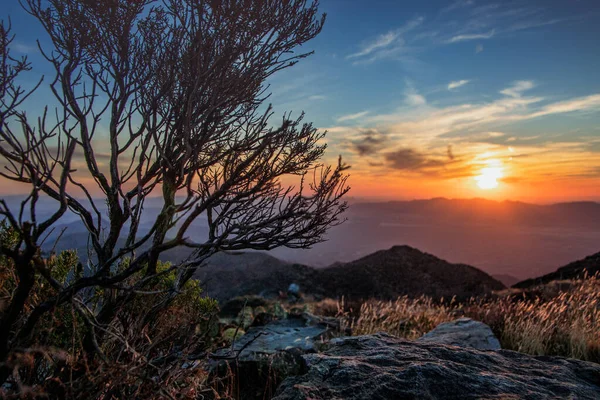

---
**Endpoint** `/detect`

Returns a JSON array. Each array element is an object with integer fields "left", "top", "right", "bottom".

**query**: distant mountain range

[
  {"left": 193, "top": 244, "right": 600, "bottom": 303},
  {"left": 3, "top": 195, "right": 599, "bottom": 282},
  {"left": 269, "top": 198, "right": 600, "bottom": 280},
  {"left": 188, "top": 246, "right": 506, "bottom": 303}
]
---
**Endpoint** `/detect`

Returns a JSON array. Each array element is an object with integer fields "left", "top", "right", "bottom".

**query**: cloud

[
  {"left": 405, "top": 92, "right": 426, "bottom": 107},
  {"left": 334, "top": 79, "right": 600, "bottom": 184},
  {"left": 336, "top": 110, "right": 369, "bottom": 123},
  {"left": 308, "top": 95, "right": 327, "bottom": 101},
  {"left": 441, "top": 0, "right": 475, "bottom": 14},
  {"left": 13, "top": 42, "right": 37, "bottom": 54},
  {"left": 446, "top": 30, "right": 495, "bottom": 43},
  {"left": 359, "top": 81, "right": 600, "bottom": 153},
  {"left": 344, "top": 2, "right": 577, "bottom": 68},
  {"left": 346, "top": 17, "right": 424, "bottom": 63},
  {"left": 352, "top": 129, "right": 388, "bottom": 156},
  {"left": 384, "top": 148, "right": 445, "bottom": 171},
  {"left": 404, "top": 83, "right": 427, "bottom": 107},
  {"left": 448, "top": 80, "right": 470, "bottom": 90},
  {"left": 506, "top": 18, "right": 564, "bottom": 33},
  {"left": 447, "top": 145, "right": 455, "bottom": 160},
  {"left": 500, "top": 80, "right": 535, "bottom": 98},
  {"left": 347, "top": 31, "right": 399, "bottom": 60},
  {"left": 528, "top": 94, "right": 600, "bottom": 119},
  {"left": 380, "top": 147, "right": 474, "bottom": 179}
]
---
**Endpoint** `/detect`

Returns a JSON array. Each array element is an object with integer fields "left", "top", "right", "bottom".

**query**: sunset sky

[
  {"left": 4, "top": 0, "right": 600, "bottom": 203},
  {"left": 267, "top": 0, "right": 600, "bottom": 202}
]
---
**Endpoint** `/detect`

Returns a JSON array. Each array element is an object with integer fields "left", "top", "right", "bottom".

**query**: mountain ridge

[{"left": 190, "top": 245, "right": 505, "bottom": 303}]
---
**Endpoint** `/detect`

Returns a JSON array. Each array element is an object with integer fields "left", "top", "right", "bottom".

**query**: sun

[{"left": 475, "top": 160, "right": 503, "bottom": 190}]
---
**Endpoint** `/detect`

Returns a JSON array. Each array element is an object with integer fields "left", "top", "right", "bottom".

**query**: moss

[{"left": 222, "top": 327, "right": 245, "bottom": 344}]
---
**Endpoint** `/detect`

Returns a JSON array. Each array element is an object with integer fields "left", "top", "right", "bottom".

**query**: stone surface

[
  {"left": 227, "top": 316, "right": 329, "bottom": 359},
  {"left": 273, "top": 333, "right": 600, "bottom": 400},
  {"left": 417, "top": 317, "right": 501, "bottom": 350},
  {"left": 210, "top": 315, "right": 333, "bottom": 399}
]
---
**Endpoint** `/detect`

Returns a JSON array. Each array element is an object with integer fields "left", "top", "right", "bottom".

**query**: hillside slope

[
  {"left": 514, "top": 251, "right": 600, "bottom": 289},
  {"left": 318, "top": 245, "right": 505, "bottom": 301},
  {"left": 188, "top": 246, "right": 506, "bottom": 303},
  {"left": 190, "top": 252, "right": 322, "bottom": 302}
]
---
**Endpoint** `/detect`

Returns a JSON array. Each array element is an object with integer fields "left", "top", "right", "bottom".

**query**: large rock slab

[
  {"left": 417, "top": 317, "right": 501, "bottom": 350},
  {"left": 226, "top": 316, "right": 329, "bottom": 359},
  {"left": 211, "top": 315, "right": 332, "bottom": 399},
  {"left": 274, "top": 333, "right": 600, "bottom": 400}
]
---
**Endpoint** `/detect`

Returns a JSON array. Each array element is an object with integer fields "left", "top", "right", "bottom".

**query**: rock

[
  {"left": 273, "top": 333, "right": 600, "bottom": 400},
  {"left": 288, "top": 283, "right": 300, "bottom": 295},
  {"left": 417, "top": 317, "right": 501, "bottom": 350},
  {"left": 251, "top": 311, "right": 274, "bottom": 327},
  {"left": 211, "top": 314, "right": 333, "bottom": 399},
  {"left": 228, "top": 316, "right": 330, "bottom": 358}
]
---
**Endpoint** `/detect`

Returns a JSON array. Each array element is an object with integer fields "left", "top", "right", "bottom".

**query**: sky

[
  {"left": 3, "top": 0, "right": 600, "bottom": 203},
  {"left": 266, "top": 0, "right": 600, "bottom": 202}
]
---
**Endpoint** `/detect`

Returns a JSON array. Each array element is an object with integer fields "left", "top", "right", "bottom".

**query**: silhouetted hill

[
  {"left": 180, "top": 246, "right": 506, "bottom": 303},
  {"left": 514, "top": 251, "right": 600, "bottom": 289},
  {"left": 189, "top": 252, "right": 321, "bottom": 303},
  {"left": 317, "top": 245, "right": 505, "bottom": 301}
]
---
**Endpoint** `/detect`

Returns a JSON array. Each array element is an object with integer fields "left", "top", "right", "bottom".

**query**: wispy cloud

[
  {"left": 346, "top": 31, "right": 400, "bottom": 60},
  {"left": 528, "top": 94, "right": 600, "bottom": 119},
  {"left": 404, "top": 87, "right": 427, "bottom": 107},
  {"left": 13, "top": 42, "right": 37, "bottom": 54},
  {"left": 448, "top": 80, "right": 471, "bottom": 90},
  {"left": 336, "top": 110, "right": 369, "bottom": 123},
  {"left": 346, "top": 17, "right": 424, "bottom": 63},
  {"left": 441, "top": 0, "right": 475, "bottom": 14},
  {"left": 500, "top": 80, "right": 535, "bottom": 98},
  {"left": 446, "top": 30, "right": 495, "bottom": 43},
  {"left": 327, "top": 81, "right": 600, "bottom": 182},
  {"left": 346, "top": 2, "right": 576, "bottom": 67}
]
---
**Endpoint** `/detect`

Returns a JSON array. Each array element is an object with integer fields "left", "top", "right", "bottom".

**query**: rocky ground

[{"left": 208, "top": 302, "right": 600, "bottom": 400}]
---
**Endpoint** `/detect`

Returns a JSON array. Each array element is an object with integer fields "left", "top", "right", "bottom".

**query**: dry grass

[{"left": 321, "top": 276, "right": 600, "bottom": 362}]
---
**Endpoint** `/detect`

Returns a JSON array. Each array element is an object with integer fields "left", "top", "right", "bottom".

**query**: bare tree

[{"left": 0, "top": 0, "right": 349, "bottom": 384}]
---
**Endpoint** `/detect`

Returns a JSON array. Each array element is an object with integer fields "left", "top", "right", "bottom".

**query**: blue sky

[{"left": 4, "top": 0, "right": 600, "bottom": 201}]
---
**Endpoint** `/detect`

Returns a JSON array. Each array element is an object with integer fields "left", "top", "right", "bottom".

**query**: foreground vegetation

[{"left": 313, "top": 275, "right": 600, "bottom": 363}]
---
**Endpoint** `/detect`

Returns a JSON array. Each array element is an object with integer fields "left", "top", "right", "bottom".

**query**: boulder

[
  {"left": 223, "top": 315, "right": 330, "bottom": 359},
  {"left": 274, "top": 333, "right": 600, "bottom": 400},
  {"left": 211, "top": 314, "right": 333, "bottom": 399},
  {"left": 417, "top": 317, "right": 501, "bottom": 350}
]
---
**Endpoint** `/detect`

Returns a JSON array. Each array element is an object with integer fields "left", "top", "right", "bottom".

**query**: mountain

[
  {"left": 317, "top": 245, "right": 505, "bottom": 301},
  {"left": 270, "top": 198, "right": 600, "bottom": 280},
  {"left": 514, "top": 251, "right": 600, "bottom": 289},
  {"left": 187, "top": 246, "right": 505, "bottom": 303},
  {"left": 18, "top": 196, "right": 600, "bottom": 281},
  {"left": 190, "top": 251, "right": 321, "bottom": 303}
]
